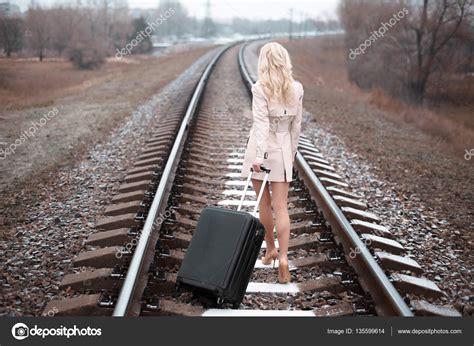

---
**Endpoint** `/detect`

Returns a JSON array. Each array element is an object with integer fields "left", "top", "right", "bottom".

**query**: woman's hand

[{"left": 252, "top": 162, "right": 262, "bottom": 173}]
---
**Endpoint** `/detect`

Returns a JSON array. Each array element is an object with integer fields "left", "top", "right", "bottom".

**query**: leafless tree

[
  {"left": 156, "top": 0, "right": 190, "bottom": 39},
  {"left": 0, "top": 15, "right": 24, "bottom": 57},
  {"left": 339, "top": 0, "right": 472, "bottom": 103},
  {"left": 26, "top": 7, "right": 51, "bottom": 61},
  {"left": 49, "top": 6, "right": 84, "bottom": 56},
  {"left": 404, "top": 0, "right": 470, "bottom": 102},
  {"left": 66, "top": 4, "right": 108, "bottom": 69}
]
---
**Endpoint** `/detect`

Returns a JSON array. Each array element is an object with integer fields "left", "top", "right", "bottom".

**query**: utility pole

[
  {"left": 203, "top": 0, "right": 212, "bottom": 38},
  {"left": 289, "top": 8, "right": 293, "bottom": 40},
  {"left": 205, "top": 0, "right": 211, "bottom": 23},
  {"left": 299, "top": 11, "right": 304, "bottom": 39}
]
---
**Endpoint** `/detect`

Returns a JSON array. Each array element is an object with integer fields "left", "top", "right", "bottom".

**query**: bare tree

[
  {"left": 67, "top": 4, "right": 107, "bottom": 69},
  {"left": 49, "top": 6, "right": 84, "bottom": 56},
  {"left": 0, "top": 16, "right": 24, "bottom": 57},
  {"left": 107, "top": 0, "right": 131, "bottom": 50},
  {"left": 157, "top": 0, "right": 189, "bottom": 39},
  {"left": 339, "top": 0, "right": 472, "bottom": 103},
  {"left": 404, "top": 0, "right": 470, "bottom": 102},
  {"left": 26, "top": 7, "right": 51, "bottom": 61}
]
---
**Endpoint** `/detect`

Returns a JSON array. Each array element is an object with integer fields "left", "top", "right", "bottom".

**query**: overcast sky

[{"left": 12, "top": 0, "right": 340, "bottom": 21}]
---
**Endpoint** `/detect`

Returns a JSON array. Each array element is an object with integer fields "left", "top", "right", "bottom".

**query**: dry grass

[
  {"left": 429, "top": 73, "right": 474, "bottom": 105},
  {"left": 0, "top": 56, "right": 158, "bottom": 114},
  {"left": 368, "top": 89, "right": 473, "bottom": 153},
  {"left": 426, "top": 74, "right": 474, "bottom": 130}
]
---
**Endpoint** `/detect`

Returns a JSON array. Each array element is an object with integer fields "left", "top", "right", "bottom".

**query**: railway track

[{"left": 44, "top": 41, "right": 457, "bottom": 318}]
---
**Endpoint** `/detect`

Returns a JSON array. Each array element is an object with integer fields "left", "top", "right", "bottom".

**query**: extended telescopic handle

[{"left": 237, "top": 166, "right": 271, "bottom": 217}]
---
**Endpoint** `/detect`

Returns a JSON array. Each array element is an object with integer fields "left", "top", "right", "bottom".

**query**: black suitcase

[{"left": 176, "top": 167, "right": 270, "bottom": 308}]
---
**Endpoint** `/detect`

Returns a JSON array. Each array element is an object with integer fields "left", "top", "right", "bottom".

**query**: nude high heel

[
  {"left": 261, "top": 248, "right": 278, "bottom": 268},
  {"left": 278, "top": 260, "right": 291, "bottom": 284}
]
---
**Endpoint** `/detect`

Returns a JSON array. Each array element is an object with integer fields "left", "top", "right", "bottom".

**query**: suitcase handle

[
  {"left": 237, "top": 166, "right": 271, "bottom": 217},
  {"left": 252, "top": 166, "right": 271, "bottom": 174}
]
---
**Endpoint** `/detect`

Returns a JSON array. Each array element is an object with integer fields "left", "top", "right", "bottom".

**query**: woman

[{"left": 241, "top": 42, "right": 304, "bottom": 284}]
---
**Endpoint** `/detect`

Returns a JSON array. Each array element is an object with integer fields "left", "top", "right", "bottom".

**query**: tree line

[
  {"left": 0, "top": 0, "right": 143, "bottom": 68},
  {"left": 0, "top": 0, "right": 338, "bottom": 70}
]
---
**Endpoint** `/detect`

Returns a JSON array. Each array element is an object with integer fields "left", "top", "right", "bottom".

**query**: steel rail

[
  {"left": 238, "top": 43, "right": 253, "bottom": 92},
  {"left": 238, "top": 41, "right": 413, "bottom": 316},
  {"left": 113, "top": 44, "right": 234, "bottom": 316}
]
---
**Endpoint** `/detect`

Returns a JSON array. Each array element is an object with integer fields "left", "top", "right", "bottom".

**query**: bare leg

[
  {"left": 271, "top": 182, "right": 290, "bottom": 264},
  {"left": 251, "top": 179, "right": 275, "bottom": 254}
]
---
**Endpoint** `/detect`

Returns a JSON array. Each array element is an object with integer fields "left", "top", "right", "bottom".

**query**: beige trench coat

[{"left": 241, "top": 80, "right": 304, "bottom": 182}]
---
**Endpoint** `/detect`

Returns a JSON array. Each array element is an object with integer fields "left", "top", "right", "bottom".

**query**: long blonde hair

[{"left": 258, "top": 42, "right": 295, "bottom": 105}]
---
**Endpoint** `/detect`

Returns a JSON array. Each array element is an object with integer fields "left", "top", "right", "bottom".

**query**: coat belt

[{"left": 269, "top": 121, "right": 291, "bottom": 133}]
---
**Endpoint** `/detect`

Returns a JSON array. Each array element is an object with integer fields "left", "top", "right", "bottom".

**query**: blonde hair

[{"left": 258, "top": 42, "right": 295, "bottom": 105}]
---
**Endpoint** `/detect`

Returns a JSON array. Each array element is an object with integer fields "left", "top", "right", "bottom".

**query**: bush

[{"left": 68, "top": 41, "right": 106, "bottom": 70}]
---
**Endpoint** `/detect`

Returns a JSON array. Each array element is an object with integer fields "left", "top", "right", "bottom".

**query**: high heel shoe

[
  {"left": 278, "top": 260, "right": 291, "bottom": 284},
  {"left": 261, "top": 248, "right": 278, "bottom": 268}
]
